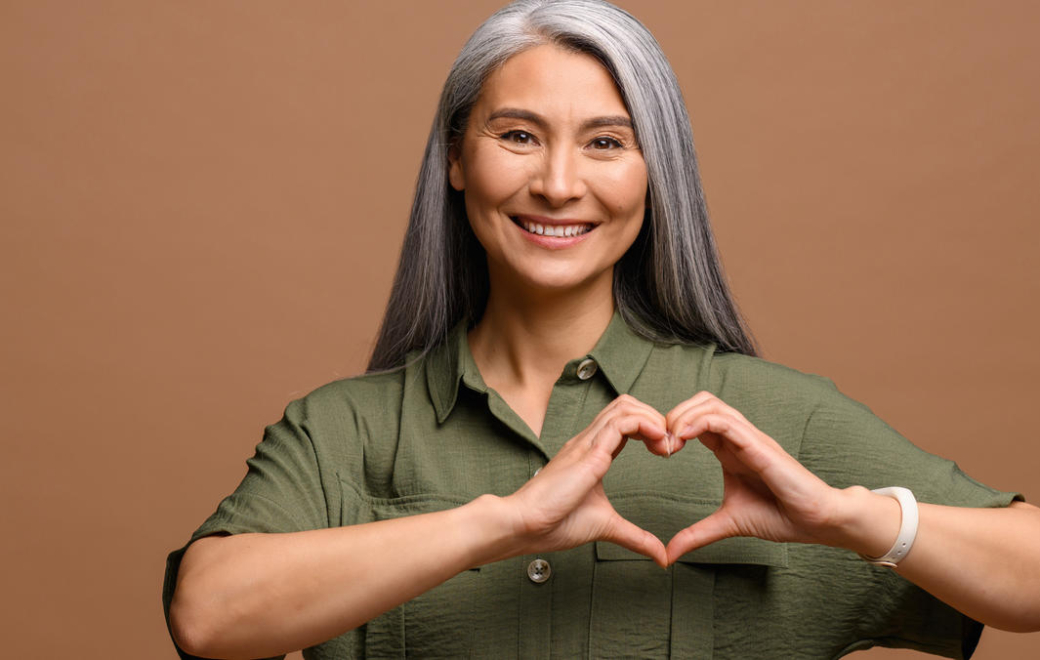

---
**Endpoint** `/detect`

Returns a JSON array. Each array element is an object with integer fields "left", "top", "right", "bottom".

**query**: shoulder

[
  {"left": 298, "top": 367, "right": 408, "bottom": 412},
  {"left": 275, "top": 366, "right": 414, "bottom": 454},
  {"left": 644, "top": 341, "right": 839, "bottom": 412},
  {"left": 708, "top": 350, "right": 839, "bottom": 405}
]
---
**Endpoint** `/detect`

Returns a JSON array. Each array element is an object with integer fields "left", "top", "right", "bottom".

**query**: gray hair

[{"left": 368, "top": 0, "right": 757, "bottom": 371}]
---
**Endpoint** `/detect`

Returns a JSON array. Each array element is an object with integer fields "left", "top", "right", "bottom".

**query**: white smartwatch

[{"left": 858, "top": 486, "right": 918, "bottom": 568}]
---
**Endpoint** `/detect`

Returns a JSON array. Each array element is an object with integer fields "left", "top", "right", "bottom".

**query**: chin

[{"left": 516, "top": 268, "right": 611, "bottom": 295}]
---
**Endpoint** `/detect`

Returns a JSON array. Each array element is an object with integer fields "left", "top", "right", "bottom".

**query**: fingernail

[{"left": 665, "top": 432, "right": 673, "bottom": 458}]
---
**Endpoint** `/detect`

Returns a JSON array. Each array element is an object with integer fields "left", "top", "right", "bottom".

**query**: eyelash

[
  {"left": 590, "top": 137, "right": 623, "bottom": 150},
  {"left": 498, "top": 131, "right": 625, "bottom": 150},
  {"left": 501, "top": 130, "right": 536, "bottom": 145}
]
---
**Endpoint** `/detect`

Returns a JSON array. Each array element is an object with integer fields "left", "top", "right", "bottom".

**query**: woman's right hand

[
  {"left": 171, "top": 395, "right": 674, "bottom": 658},
  {"left": 502, "top": 394, "right": 673, "bottom": 567}
]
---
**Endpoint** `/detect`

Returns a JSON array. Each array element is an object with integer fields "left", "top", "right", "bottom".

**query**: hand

[
  {"left": 504, "top": 395, "right": 672, "bottom": 567},
  {"left": 664, "top": 392, "right": 847, "bottom": 564}
]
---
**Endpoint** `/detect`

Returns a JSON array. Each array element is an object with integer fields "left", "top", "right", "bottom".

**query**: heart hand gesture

[{"left": 505, "top": 391, "right": 849, "bottom": 567}]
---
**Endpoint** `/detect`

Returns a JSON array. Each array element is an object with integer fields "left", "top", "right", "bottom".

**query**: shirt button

[
  {"left": 576, "top": 358, "right": 597, "bottom": 380},
  {"left": 527, "top": 558, "right": 552, "bottom": 584}
]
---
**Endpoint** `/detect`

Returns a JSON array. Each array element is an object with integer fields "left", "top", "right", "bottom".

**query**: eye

[
  {"left": 501, "top": 130, "right": 536, "bottom": 145},
  {"left": 590, "top": 136, "right": 623, "bottom": 150}
]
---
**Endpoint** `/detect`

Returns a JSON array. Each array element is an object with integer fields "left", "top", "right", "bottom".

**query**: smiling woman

[{"left": 162, "top": 1, "right": 1040, "bottom": 659}]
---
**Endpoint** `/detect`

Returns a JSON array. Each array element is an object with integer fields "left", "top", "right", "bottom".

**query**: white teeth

[{"left": 519, "top": 219, "right": 591, "bottom": 237}]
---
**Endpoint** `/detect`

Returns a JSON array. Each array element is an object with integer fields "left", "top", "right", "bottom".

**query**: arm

[
  {"left": 839, "top": 491, "right": 1040, "bottom": 632},
  {"left": 169, "top": 395, "right": 670, "bottom": 659},
  {"left": 663, "top": 391, "right": 1040, "bottom": 632},
  {"left": 171, "top": 497, "right": 513, "bottom": 659}
]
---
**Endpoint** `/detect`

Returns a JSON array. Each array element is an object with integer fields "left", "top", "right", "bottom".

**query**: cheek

[
  {"left": 597, "top": 160, "right": 648, "bottom": 216},
  {"left": 462, "top": 148, "right": 526, "bottom": 211}
]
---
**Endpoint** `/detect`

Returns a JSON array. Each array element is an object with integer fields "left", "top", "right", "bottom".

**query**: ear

[{"left": 448, "top": 145, "right": 465, "bottom": 192}]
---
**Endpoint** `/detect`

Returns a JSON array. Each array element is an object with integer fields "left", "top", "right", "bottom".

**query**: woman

[{"left": 164, "top": 1, "right": 1040, "bottom": 658}]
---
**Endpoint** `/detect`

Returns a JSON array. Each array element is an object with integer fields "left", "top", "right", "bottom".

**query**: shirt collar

[
  {"left": 426, "top": 311, "right": 655, "bottom": 424},
  {"left": 587, "top": 311, "right": 656, "bottom": 395}
]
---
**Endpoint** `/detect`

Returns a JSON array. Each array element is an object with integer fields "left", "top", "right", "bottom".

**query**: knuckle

[{"left": 611, "top": 394, "right": 635, "bottom": 410}]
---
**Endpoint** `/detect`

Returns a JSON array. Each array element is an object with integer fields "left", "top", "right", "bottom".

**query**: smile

[{"left": 512, "top": 217, "right": 594, "bottom": 238}]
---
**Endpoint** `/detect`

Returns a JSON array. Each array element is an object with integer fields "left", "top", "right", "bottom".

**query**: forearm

[
  {"left": 833, "top": 488, "right": 1040, "bottom": 632},
  {"left": 170, "top": 494, "right": 519, "bottom": 659}
]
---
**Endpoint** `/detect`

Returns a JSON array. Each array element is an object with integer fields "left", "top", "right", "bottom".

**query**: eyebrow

[{"left": 486, "top": 108, "right": 633, "bottom": 131}]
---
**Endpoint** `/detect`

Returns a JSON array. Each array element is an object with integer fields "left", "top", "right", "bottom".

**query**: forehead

[{"left": 475, "top": 44, "right": 630, "bottom": 119}]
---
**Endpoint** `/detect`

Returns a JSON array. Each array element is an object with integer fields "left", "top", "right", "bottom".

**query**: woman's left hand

[
  {"left": 663, "top": 392, "right": 851, "bottom": 564},
  {"left": 659, "top": 392, "right": 1040, "bottom": 632}
]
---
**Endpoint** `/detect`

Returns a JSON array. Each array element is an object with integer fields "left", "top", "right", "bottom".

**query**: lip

[{"left": 510, "top": 214, "right": 597, "bottom": 249}]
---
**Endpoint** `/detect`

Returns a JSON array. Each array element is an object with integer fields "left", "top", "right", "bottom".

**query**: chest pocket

[
  {"left": 336, "top": 478, "right": 485, "bottom": 659},
  {"left": 590, "top": 492, "right": 787, "bottom": 660}
]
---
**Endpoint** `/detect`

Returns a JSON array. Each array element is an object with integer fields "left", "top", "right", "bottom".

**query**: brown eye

[
  {"left": 502, "top": 130, "right": 534, "bottom": 144},
  {"left": 590, "top": 137, "right": 622, "bottom": 150}
]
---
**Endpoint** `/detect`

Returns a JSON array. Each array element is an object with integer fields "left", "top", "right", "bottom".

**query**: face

[{"left": 449, "top": 45, "right": 648, "bottom": 297}]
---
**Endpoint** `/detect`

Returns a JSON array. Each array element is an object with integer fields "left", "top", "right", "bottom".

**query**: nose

[{"left": 529, "top": 146, "right": 587, "bottom": 207}]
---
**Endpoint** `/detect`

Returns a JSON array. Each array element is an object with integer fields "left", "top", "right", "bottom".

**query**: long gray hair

[{"left": 368, "top": 0, "right": 757, "bottom": 371}]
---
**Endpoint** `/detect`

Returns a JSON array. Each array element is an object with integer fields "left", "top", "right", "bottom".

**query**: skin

[{"left": 169, "top": 45, "right": 1040, "bottom": 659}]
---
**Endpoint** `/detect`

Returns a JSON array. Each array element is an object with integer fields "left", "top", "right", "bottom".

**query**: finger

[
  {"left": 665, "top": 390, "right": 718, "bottom": 429},
  {"left": 602, "top": 511, "right": 668, "bottom": 568},
  {"left": 573, "top": 395, "right": 665, "bottom": 448},
  {"left": 673, "top": 403, "right": 788, "bottom": 465},
  {"left": 538, "top": 409, "right": 667, "bottom": 493},
  {"left": 592, "top": 412, "right": 669, "bottom": 458},
  {"left": 607, "top": 394, "right": 668, "bottom": 432},
  {"left": 603, "top": 393, "right": 664, "bottom": 424},
  {"left": 665, "top": 511, "right": 735, "bottom": 565},
  {"left": 625, "top": 417, "right": 673, "bottom": 457},
  {"left": 610, "top": 435, "right": 629, "bottom": 461},
  {"left": 615, "top": 396, "right": 674, "bottom": 456},
  {"left": 680, "top": 412, "right": 778, "bottom": 475},
  {"left": 685, "top": 413, "right": 828, "bottom": 500},
  {"left": 666, "top": 391, "right": 752, "bottom": 436},
  {"left": 545, "top": 413, "right": 667, "bottom": 487},
  {"left": 669, "top": 396, "right": 750, "bottom": 442}
]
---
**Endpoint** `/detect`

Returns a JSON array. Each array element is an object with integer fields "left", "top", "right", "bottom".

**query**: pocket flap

[
  {"left": 596, "top": 491, "right": 788, "bottom": 567},
  {"left": 337, "top": 475, "right": 471, "bottom": 523}
]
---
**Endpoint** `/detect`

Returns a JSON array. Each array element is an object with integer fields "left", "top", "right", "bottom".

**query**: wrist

[
  {"left": 457, "top": 493, "right": 528, "bottom": 567},
  {"left": 826, "top": 485, "right": 902, "bottom": 557}
]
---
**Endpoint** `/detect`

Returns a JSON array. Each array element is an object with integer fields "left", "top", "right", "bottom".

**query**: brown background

[{"left": 1, "top": 1, "right": 1037, "bottom": 658}]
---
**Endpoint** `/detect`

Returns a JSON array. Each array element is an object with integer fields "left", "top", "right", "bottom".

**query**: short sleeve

[
  {"left": 161, "top": 398, "right": 331, "bottom": 660},
  {"left": 800, "top": 378, "right": 1022, "bottom": 508},
  {"left": 799, "top": 378, "right": 1023, "bottom": 658}
]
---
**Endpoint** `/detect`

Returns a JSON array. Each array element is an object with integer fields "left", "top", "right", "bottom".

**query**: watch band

[{"left": 858, "top": 486, "right": 918, "bottom": 568}]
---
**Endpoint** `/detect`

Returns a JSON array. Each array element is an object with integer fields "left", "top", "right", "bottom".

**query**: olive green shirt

[{"left": 163, "top": 314, "right": 1021, "bottom": 659}]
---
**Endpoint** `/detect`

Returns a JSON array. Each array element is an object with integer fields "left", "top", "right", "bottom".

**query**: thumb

[
  {"left": 602, "top": 512, "right": 668, "bottom": 568},
  {"left": 665, "top": 511, "right": 734, "bottom": 565}
]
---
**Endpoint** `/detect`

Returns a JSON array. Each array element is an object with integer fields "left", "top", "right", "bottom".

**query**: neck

[{"left": 468, "top": 271, "right": 615, "bottom": 392}]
